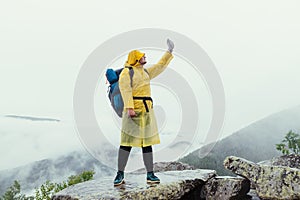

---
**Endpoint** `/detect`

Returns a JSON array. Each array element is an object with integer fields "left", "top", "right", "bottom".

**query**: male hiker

[{"left": 114, "top": 39, "right": 174, "bottom": 186}]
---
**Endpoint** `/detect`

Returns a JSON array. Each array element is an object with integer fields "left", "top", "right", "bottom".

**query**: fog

[
  {"left": 1, "top": 0, "right": 300, "bottom": 170},
  {"left": 0, "top": 116, "right": 83, "bottom": 170}
]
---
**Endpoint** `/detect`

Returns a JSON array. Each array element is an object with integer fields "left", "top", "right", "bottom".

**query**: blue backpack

[{"left": 106, "top": 67, "right": 149, "bottom": 117}]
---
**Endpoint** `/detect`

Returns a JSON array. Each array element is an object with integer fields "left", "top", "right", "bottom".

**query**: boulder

[
  {"left": 201, "top": 176, "right": 250, "bottom": 200},
  {"left": 224, "top": 156, "right": 300, "bottom": 200},
  {"left": 259, "top": 154, "right": 300, "bottom": 169},
  {"left": 52, "top": 169, "right": 216, "bottom": 200},
  {"left": 132, "top": 161, "right": 195, "bottom": 174}
]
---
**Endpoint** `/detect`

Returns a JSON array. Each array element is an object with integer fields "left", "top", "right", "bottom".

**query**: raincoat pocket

[
  {"left": 121, "top": 111, "right": 143, "bottom": 138},
  {"left": 121, "top": 109, "right": 159, "bottom": 139}
]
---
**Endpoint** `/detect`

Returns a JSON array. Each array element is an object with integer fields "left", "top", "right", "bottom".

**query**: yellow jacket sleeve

[
  {"left": 146, "top": 51, "right": 174, "bottom": 80},
  {"left": 119, "top": 68, "right": 134, "bottom": 109}
]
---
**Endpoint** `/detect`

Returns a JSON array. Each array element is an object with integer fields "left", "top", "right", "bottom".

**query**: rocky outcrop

[
  {"left": 201, "top": 176, "right": 250, "bottom": 200},
  {"left": 259, "top": 154, "right": 300, "bottom": 168},
  {"left": 132, "top": 161, "right": 195, "bottom": 174},
  {"left": 224, "top": 156, "right": 300, "bottom": 200},
  {"left": 51, "top": 155, "right": 300, "bottom": 200},
  {"left": 52, "top": 169, "right": 216, "bottom": 200}
]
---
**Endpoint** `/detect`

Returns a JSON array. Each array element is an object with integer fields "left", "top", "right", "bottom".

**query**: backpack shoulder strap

[
  {"left": 124, "top": 66, "right": 134, "bottom": 87},
  {"left": 144, "top": 68, "right": 149, "bottom": 75}
]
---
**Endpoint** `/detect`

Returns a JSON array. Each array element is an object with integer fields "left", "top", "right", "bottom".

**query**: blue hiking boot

[
  {"left": 146, "top": 171, "right": 160, "bottom": 184},
  {"left": 114, "top": 170, "right": 125, "bottom": 186}
]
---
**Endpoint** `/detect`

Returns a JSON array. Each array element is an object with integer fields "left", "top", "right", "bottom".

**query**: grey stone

[
  {"left": 52, "top": 169, "right": 216, "bottom": 200},
  {"left": 259, "top": 154, "right": 300, "bottom": 169},
  {"left": 132, "top": 161, "right": 195, "bottom": 174},
  {"left": 52, "top": 195, "right": 78, "bottom": 200},
  {"left": 202, "top": 176, "right": 250, "bottom": 200},
  {"left": 247, "top": 189, "right": 261, "bottom": 200},
  {"left": 224, "top": 156, "right": 300, "bottom": 200}
]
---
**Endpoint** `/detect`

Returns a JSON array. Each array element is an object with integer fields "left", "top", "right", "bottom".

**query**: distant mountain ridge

[
  {"left": 4, "top": 115, "right": 60, "bottom": 122},
  {"left": 179, "top": 104, "right": 300, "bottom": 175},
  {"left": 0, "top": 151, "right": 113, "bottom": 196}
]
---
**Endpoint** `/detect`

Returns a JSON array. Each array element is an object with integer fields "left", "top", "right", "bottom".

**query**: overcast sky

[{"left": 1, "top": 0, "right": 300, "bottom": 170}]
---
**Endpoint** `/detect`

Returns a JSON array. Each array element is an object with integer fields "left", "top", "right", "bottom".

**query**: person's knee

[
  {"left": 142, "top": 145, "right": 152, "bottom": 153},
  {"left": 120, "top": 145, "right": 132, "bottom": 152}
]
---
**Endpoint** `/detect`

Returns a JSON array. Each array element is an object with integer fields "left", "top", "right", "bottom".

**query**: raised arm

[{"left": 146, "top": 51, "right": 174, "bottom": 80}]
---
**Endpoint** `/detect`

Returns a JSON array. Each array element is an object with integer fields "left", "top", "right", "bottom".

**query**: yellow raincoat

[{"left": 119, "top": 50, "right": 173, "bottom": 147}]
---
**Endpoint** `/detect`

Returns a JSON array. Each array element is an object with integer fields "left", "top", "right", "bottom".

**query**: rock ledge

[{"left": 52, "top": 169, "right": 216, "bottom": 200}]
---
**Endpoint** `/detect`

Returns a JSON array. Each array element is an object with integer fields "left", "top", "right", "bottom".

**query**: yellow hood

[{"left": 125, "top": 50, "right": 145, "bottom": 67}]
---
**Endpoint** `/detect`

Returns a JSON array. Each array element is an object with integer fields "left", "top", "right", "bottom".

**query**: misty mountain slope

[
  {"left": 179, "top": 104, "right": 300, "bottom": 175},
  {"left": 0, "top": 150, "right": 114, "bottom": 196},
  {"left": 0, "top": 115, "right": 84, "bottom": 172}
]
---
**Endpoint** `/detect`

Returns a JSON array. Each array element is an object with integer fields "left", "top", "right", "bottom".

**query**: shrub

[
  {"left": 0, "top": 180, "right": 33, "bottom": 200},
  {"left": 35, "top": 170, "right": 95, "bottom": 200},
  {"left": 276, "top": 130, "right": 300, "bottom": 155},
  {"left": 1, "top": 170, "right": 95, "bottom": 200}
]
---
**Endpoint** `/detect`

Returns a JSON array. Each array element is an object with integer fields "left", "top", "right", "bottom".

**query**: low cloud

[{"left": 0, "top": 116, "right": 83, "bottom": 170}]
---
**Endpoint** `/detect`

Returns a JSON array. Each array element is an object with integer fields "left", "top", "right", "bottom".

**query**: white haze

[
  {"left": 0, "top": 116, "right": 84, "bottom": 170},
  {"left": 1, "top": 0, "right": 300, "bottom": 170}
]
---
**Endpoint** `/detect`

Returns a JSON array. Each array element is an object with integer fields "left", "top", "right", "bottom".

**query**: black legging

[
  {"left": 120, "top": 145, "right": 152, "bottom": 153},
  {"left": 118, "top": 145, "right": 153, "bottom": 172}
]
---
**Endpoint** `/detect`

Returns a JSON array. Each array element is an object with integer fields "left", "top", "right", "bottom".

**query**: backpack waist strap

[{"left": 133, "top": 96, "right": 153, "bottom": 112}]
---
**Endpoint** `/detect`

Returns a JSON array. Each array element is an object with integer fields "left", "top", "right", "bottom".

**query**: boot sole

[
  {"left": 147, "top": 180, "right": 160, "bottom": 184},
  {"left": 114, "top": 179, "right": 125, "bottom": 186}
]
